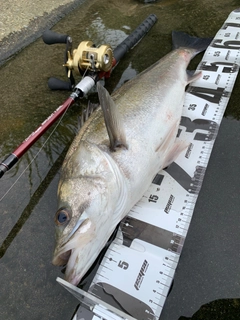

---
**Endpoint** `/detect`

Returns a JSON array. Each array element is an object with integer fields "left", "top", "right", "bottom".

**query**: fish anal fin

[
  {"left": 162, "top": 140, "right": 189, "bottom": 169},
  {"left": 187, "top": 70, "right": 202, "bottom": 84},
  {"left": 97, "top": 82, "right": 128, "bottom": 151},
  {"left": 155, "top": 119, "right": 188, "bottom": 168}
]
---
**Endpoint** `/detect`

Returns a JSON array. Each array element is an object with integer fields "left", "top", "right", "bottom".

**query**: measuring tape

[{"left": 58, "top": 8, "right": 240, "bottom": 320}]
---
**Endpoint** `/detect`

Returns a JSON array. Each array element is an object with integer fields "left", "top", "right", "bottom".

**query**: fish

[{"left": 52, "top": 31, "right": 212, "bottom": 285}]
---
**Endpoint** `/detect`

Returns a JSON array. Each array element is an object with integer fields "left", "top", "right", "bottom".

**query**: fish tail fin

[{"left": 172, "top": 31, "right": 212, "bottom": 55}]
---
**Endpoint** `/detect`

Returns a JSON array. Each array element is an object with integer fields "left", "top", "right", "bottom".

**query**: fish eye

[{"left": 55, "top": 208, "right": 71, "bottom": 226}]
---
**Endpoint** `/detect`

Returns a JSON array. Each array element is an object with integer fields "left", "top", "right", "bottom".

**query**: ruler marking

[
  {"left": 161, "top": 277, "right": 171, "bottom": 283},
  {"left": 101, "top": 265, "right": 113, "bottom": 272},
  {"left": 178, "top": 226, "right": 188, "bottom": 231},
  {"left": 181, "top": 213, "right": 192, "bottom": 217},
  {"left": 109, "top": 246, "right": 121, "bottom": 253},
  {"left": 145, "top": 310, "right": 159, "bottom": 319},
  {"left": 159, "top": 282, "right": 170, "bottom": 288},
  {"left": 162, "top": 271, "right": 174, "bottom": 278},
  {"left": 95, "top": 273, "right": 109, "bottom": 280},
  {"left": 153, "top": 301, "right": 163, "bottom": 308},
  {"left": 163, "top": 263, "right": 176, "bottom": 270},
  {"left": 107, "top": 257, "right": 117, "bottom": 263},
  {"left": 154, "top": 290, "right": 167, "bottom": 298},
  {"left": 163, "top": 260, "right": 177, "bottom": 266}
]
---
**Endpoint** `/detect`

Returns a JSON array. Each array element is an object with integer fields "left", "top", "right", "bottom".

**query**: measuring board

[{"left": 58, "top": 8, "right": 240, "bottom": 320}]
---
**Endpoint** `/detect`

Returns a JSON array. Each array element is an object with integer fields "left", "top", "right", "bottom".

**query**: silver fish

[{"left": 52, "top": 31, "right": 211, "bottom": 285}]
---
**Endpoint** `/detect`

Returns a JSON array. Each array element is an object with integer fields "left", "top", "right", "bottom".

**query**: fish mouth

[
  {"left": 52, "top": 247, "right": 82, "bottom": 285},
  {"left": 52, "top": 217, "right": 90, "bottom": 265},
  {"left": 52, "top": 218, "right": 94, "bottom": 285},
  {"left": 52, "top": 248, "right": 71, "bottom": 266}
]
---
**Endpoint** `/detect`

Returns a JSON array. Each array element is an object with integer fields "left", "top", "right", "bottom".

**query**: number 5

[{"left": 118, "top": 260, "right": 129, "bottom": 270}]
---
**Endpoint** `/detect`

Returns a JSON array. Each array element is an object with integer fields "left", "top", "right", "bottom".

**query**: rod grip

[
  {"left": 0, "top": 154, "right": 18, "bottom": 178},
  {"left": 42, "top": 30, "right": 69, "bottom": 45},
  {"left": 113, "top": 14, "right": 158, "bottom": 63}
]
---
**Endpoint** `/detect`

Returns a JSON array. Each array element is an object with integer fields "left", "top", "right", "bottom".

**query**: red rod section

[
  {"left": 0, "top": 14, "right": 158, "bottom": 178},
  {"left": 13, "top": 97, "right": 75, "bottom": 158},
  {"left": 0, "top": 96, "right": 75, "bottom": 177}
]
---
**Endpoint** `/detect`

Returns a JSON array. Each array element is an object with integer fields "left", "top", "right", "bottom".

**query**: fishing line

[
  {"left": 82, "top": 64, "right": 90, "bottom": 79},
  {"left": 0, "top": 66, "right": 93, "bottom": 203},
  {"left": 0, "top": 100, "right": 73, "bottom": 203}
]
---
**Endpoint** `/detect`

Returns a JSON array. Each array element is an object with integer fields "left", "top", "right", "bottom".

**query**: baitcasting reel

[
  {"left": 0, "top": 14, "right": 158, "bottom": 179},
  {"left": 64, "top": 41, "right": 113, "bottom": 75},
  {"left": 42, "top": 30, "right": 114, "bottom": 91}
]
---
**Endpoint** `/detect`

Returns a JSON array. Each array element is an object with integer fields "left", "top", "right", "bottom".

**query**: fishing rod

[{"left": 0, "top": 14, "right": 157, "bottom": 179}]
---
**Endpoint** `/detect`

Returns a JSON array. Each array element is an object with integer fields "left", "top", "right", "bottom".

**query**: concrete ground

[{"left": 0, "top": 0, "right": 86, "bottom": 65}]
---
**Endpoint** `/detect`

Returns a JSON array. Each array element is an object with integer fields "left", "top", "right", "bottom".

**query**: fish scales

[
  {"left": 62, "top": 50, "right": 191, "bottom": 202},
  {"left": 52, "top": 31, "right": 212, "bottom": 285}
]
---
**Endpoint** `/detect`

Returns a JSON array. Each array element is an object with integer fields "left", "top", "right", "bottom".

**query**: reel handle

[
  {"left": 42, "top": 30, "right": 69, "bottom": 45},
  {"left": 47, "top": 77, "right": 72, "bottom": 91},
  {"left": 42, "top": 30, "right": 73, "bottom": 90}
]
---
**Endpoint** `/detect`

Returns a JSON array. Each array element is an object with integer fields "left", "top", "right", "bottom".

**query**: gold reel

[{"left": 64, "top": 41, "right": 113, "bottom": 77}]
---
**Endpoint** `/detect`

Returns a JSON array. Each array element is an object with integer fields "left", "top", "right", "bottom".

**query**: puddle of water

[{"left": 0, "top": 0, "right": 240, "bottom": 319}]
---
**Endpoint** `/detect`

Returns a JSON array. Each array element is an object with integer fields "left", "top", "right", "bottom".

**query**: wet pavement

[
  {"left": 0, "top": 0, "right": 240, "bottom": 319},
  {"left": 0, "top": 0, "right": 87, "bottom": 65}
]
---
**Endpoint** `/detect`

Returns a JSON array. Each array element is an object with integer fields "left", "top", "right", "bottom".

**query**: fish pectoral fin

[
  {"left": 187, "top": 70, "right": 202, "bottom": 84},
  {"left": 162, "top": 139, "right": 189, "bottom": 168},
  {"left": 97, "top": 82, "right": 128, "bottom": 151}
]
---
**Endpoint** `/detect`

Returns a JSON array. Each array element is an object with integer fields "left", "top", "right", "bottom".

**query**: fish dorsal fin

[{"left": 97, "top": 82, "right": 128, "bottom": 151}]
